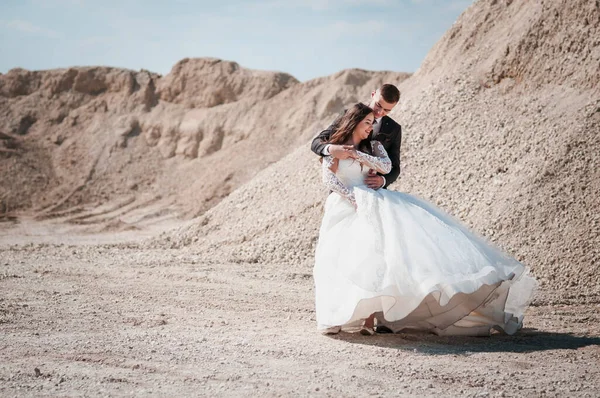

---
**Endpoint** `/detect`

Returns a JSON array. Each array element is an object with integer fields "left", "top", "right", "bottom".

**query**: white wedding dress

[{"left": 313, "top": 142, "right": 537, "bottom": 336}]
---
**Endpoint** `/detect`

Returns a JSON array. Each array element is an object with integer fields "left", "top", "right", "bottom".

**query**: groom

[{"left": 311, "top": 83, "right": 402, "bottom": 189}]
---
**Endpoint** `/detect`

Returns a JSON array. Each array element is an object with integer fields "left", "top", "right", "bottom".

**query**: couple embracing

[{"left": 311, "top": 84, "right": 537, "bottom": 336}]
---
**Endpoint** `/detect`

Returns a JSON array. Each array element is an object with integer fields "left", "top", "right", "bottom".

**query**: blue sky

[{"left": 0, "top": 0, "right": 473, "bottom": 81}]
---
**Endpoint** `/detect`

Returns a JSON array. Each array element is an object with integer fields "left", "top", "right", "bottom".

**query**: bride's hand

[
  {"left": 330, "top": 145, "right": 357, "bottom": 160},
  {"left": 347, "top": 148, "right": 359, "bottom": 160}
]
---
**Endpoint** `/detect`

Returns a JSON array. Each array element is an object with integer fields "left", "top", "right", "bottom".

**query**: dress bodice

[
  {"left": 335, "top": 159, "right": 368, "bottom": 188},
  {"left": 321, "top": 142, "right": 392, "bottom": 207}
]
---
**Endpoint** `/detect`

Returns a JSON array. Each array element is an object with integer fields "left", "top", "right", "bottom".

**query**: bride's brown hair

[{"left": 327, "top": 103, "right": 374, "bottom": 155}]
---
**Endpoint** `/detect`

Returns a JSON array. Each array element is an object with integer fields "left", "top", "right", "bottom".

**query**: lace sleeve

[
  {"left": 355, "top": 141, "right": 392, "bottom": 174},
  {"left": 322, "top": 157, "right": 356, "bottom": 207}
]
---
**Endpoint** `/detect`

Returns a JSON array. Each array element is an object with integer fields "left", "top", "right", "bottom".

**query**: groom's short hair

[{"left": 380, "top": 84, "right": 400, "bottom": 104}]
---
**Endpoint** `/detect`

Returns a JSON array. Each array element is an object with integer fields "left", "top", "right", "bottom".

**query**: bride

[{"left": 313, "top": 103, "right": 537, "bottom": 336}]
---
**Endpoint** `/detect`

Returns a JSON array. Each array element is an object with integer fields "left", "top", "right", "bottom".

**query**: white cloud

[{"left": 3, "top": 19, "right": 62, "bottom": 38}]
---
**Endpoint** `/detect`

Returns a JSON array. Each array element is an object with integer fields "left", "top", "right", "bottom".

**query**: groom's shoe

[{"left": 375, "top": 325, "right": 394, "bottom": 334}]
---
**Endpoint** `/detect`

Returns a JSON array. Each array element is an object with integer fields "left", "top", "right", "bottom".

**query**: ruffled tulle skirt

[{"left": 313, "top": 186, "right": 537, "bottom": 336}]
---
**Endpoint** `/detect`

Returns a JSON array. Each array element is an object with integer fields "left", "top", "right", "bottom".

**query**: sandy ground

[
  {"left": 1, "top": 221, "right": 599, "bottom": 397},
  {"left": 2, "top": 1, "right": 599, "bottom": 396}
]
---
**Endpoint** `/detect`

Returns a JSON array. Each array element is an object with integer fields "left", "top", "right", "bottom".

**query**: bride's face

[{"left": 353, "top": 113, "right": 374, "bottom": 141}]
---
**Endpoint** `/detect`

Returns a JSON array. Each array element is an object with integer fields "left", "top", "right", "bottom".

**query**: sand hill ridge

[{"left": 0, "top": 59, "right": 409, "bottom": 226}]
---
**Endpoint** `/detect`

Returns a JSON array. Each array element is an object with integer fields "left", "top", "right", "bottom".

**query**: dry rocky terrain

[{"left": 1, "top": 0, "right": 599, "bottom": 396}]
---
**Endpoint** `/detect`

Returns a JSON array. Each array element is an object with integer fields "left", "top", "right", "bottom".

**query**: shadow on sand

[{"left": 330, "top": 328, "right": 600, "bottom": 355}]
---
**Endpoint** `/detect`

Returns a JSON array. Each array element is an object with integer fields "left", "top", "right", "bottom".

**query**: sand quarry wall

[{"left": 0, "top": 59, "right": 408, "bottom": 219}]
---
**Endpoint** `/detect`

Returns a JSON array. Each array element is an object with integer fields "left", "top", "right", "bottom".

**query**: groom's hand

[
  {"left": 329, "top": 144, "right": 357, "bottom": 160},
  {"left": 365, "top": 170, "right": 385, "bottom": 189}
]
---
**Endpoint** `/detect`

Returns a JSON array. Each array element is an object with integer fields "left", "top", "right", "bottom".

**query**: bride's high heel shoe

[
  {"left": 359, "top": 326, "right": 375, "bottom": 336},
  {"left": 359, "top": 314, "right": 375, "bottom": 335}
]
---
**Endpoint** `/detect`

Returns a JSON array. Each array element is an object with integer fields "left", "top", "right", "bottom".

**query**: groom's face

[{"left": 369, "top": 90, "right": 397, "bottom": 119}]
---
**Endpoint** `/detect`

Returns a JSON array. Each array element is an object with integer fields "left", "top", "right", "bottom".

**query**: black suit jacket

[{"left": 311, "top": 112, "right": 402, "bottom": 188}]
